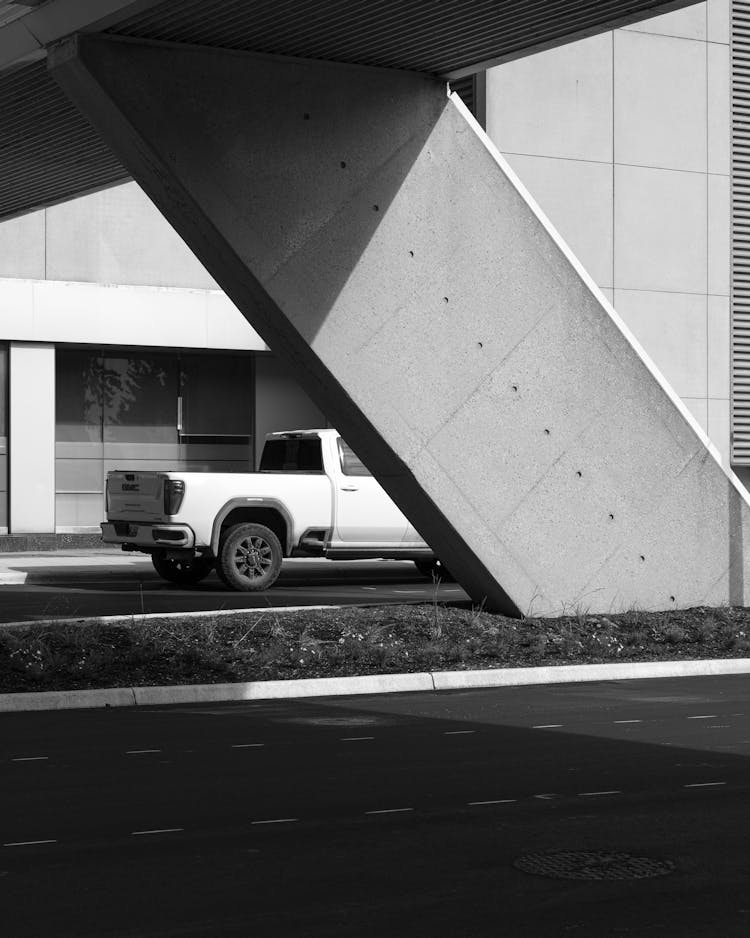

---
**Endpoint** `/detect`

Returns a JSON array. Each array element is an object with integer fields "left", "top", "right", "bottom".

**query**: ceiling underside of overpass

[{"left": 0, "top": 0, "right": 698, "bottom": 220}]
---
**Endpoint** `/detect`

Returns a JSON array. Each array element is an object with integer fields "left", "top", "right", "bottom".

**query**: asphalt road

[
  {"left": 0, "top": 552, "right": 467, "bottom": 623},
  {"left": 2, "top": 675, "right": 750, "bottom": 937}
]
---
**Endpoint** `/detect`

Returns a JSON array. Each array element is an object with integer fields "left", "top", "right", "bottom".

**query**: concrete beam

[{"left": 49, "top": 35, "right": 750, "bottom": 616}]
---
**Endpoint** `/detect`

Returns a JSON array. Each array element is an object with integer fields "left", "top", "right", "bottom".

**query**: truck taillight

[{"left": 164, "top": 480, "right": 185, "bottom": 515}]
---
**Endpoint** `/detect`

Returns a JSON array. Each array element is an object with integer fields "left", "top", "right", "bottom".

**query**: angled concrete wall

[{"left": 50, "top": 35, "right": 750, "bottom": 615}]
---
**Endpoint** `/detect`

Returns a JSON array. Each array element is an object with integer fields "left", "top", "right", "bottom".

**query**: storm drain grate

[{"left": 513, "top": 851, "right": 675, "bottom": 881}]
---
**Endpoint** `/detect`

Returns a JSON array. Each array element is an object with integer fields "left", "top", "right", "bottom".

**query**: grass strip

[{"left": 2, "top": 602, "right": 750, "bottom": 694}]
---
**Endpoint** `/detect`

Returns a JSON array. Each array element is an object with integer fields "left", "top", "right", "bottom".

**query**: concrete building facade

[
  {"left": 488, "top": 0, "right": 731, "bottom": 467},
  {"left": 0, "top": 0, "right": 736, "bottom": 553}
]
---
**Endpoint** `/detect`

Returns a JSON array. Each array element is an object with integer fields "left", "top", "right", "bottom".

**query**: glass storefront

[{"left": 55, "top": 348, "right": 255, "bottom": 530}]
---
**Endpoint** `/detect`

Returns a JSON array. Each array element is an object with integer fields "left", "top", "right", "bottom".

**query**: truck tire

[
  {"left": 152, "top": 552, "right": 214, "bottom": 586},
  {"left": 218, "top": 523, "right": 283, "bottom": 591}
]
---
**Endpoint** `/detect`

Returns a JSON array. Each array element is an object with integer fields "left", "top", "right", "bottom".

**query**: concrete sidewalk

[{"left": 0, "top": 548, "right": 146, "bottom": 585}]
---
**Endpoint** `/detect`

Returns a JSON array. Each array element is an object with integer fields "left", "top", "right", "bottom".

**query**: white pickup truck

[{"left": 101, "top": 429, "right": 440, "bottom": 590}]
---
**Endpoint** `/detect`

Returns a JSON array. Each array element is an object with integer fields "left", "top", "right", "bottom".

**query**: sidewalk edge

[{"left": 2, "top": 657, "right": 750, "bottom": 712}]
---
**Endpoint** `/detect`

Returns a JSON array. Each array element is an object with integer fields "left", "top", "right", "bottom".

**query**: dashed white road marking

[
  {"left": 684, "top": 781, "right": 726, "bottom": 788},
  {"left": 365, "top": 808, "right": 413, "bottom": 815},
  {"left": 341, "top": 736, "right": 374, "bottom": 741},
  {"left": 468, "top": 799, "right": 516, "bottom": 806},
  {"left": 4, "top": 839, "right": 56, "bottom": 847},
  {"left": 613, "top": 720, "right": 642, "bottom": 724},
  {"left": 251, "top": 818, "right": 298, "bottom": 825},
  {"left": 126, "top": 749, "right": 162, "bottom": 755},
  {"left": 687, "top": 715, "right": 718, "bottom": 720},
  {"left": 579, "top": 790, "right": 622, "bottom": 797},
  {"left": 131, "top": 828, "right": 184, "bottom": 836},
  {"left": 361, "top": 587, "right": 377, "bottom": 591},
  {"left": 533, "top": 724, "right": 563, "bottom": 729},
  {"left": 533, "top": 793, "right": 557, "bottom": 800},
  {"left": 393, "top": 590, "right": 424, "bottom": 594},
  {"left": 11, "top": 756, "right": 48, "bottom": 762},
  {"left": 444, "top": 730, "right": 475, "bottom": 736},
  {"left": 231, "top": 744, "right": 265, "bottom": 749}
]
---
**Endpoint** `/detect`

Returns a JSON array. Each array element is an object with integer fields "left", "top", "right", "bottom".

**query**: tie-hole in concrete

[
  {"left": 544, "top": 429, "right": 550, "bottom": 436},
  {"left": 373, "top": 204, "right": 379, "bottom": 211},
  {"left": 477, "top": 342, "right": 483, "bottom": 349},
  {"left": 340, "top": 161, "right": 346, "bottom": 168},
  {"left": 576, "top": 471, "right": 583, "bottom": 478},
  {"left": 608, "top": 513, "right": 614, "bottom": 521},
  {"left": 303, "top": 112, "right": 310, "bottom": 120}
]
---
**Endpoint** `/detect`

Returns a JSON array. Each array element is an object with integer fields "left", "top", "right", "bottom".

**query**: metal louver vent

[
  {"left": 733, "top": 0, "right": 750, "bottom": 462},
  {"left": 0, "top": 60, "right": 128, "bottom": 220}
]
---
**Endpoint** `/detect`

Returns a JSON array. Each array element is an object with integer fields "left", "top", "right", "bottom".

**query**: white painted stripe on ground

[
  {"left": 11, "top": 756, "right": 48, "bottom": 762},
  {"left": 126, "top": 749, "right": 161, "bottom": 754},
  {"left": 341, "top": 736, "right": 374, "bottom": 741},
  {"left": 365, "top": 808, "right": 413, "bottom": 815},
  {"left": 131, "top": 828, "right": 184, "bottom": 835},
  {"left": 443, "top": 730, "right": 475, "bottom": 735},
  {"left": 579, "top": 790, "right": 622, "bottom": 797},
  {"left": 684, "top": 781, "right": 726, "bottom": 788},
  {"left": 614, "top": 720, "right": 642, "bottom": 724},
  {"left": 4, "top": 839, "right": 56, "bottom": 846},
  {"left": 251, "top": 818, "right": 298, "bottom": 825},
  {"left": 687, "top": 715, "right": 718, "bottom": 720},
  {"left": 533, "top": 724, "right": 563, "bottom": 729},
  {"left": 468, "top": 799, "right": 516, "bottom": 806},
  {"left": 231, "top": 744, "right": 264, "bottom": 748}
]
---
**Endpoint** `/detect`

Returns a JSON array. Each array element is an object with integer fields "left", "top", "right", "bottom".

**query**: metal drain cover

[{"left": 514, "top": 851, "right": 675, "bottom": 881}]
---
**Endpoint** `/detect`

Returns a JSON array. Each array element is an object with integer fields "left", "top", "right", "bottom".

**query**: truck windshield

[{"left": 260, "top": 438, "right": 324, "bottom": 472}]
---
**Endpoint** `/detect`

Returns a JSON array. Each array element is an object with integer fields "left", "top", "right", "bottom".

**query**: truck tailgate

[{"left": 107, "top": 471, "right": 165, "bottom": 522}]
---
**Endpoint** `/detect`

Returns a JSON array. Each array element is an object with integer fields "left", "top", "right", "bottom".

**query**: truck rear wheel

[
  {"left": 152, "top": 552, "right": 214, "bottom": 586},
  {"left": 218, "top": 523, "right": 282, "bottom": 591}
]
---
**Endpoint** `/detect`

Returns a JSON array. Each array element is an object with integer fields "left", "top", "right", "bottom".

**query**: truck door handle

[{"left": 340, "top": 485, "right": 359, "bottom": 492}]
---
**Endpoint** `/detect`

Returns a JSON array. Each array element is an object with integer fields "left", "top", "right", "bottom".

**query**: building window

[{"left": 54, "top": 347, "right": 255, "bottom": 530}]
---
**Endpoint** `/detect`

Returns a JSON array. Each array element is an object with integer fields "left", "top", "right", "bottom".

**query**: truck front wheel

[
  {"left": 152, "top": 551, "right": 214, "bottom": 586},
  {"left": 218, "top": 523, "right": 283, "bottom": 591}
]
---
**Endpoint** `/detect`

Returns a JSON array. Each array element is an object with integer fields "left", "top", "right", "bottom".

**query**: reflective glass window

[{"left": 55, "top": 349, "right": 103, "bottom": 442}]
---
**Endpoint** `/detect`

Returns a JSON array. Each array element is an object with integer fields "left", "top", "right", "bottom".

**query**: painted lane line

[
  {"left": 579, "top": 790, "right": 622, "bottom": 797},
  {"left": 533, "top": 724, "right": 563, "bottom": 729},
  {"left": 361, "top": 587, "right": 377, "bottom": 591},
  {"left": 468, "top": 799, "right": 517, "bottom": 806},
  {"left": 251, "top": 818, "right": 298, "bottom": 825},
  {"left": 687, "top": 715, "right": 718, "bottom": 720},
  {"left": 126, "top": 749, "right": 162, "bottom": 754},
  {"left": 443, "top": 730, "right": 475, "bottom": 735},
  {"left": 131, "top": 828, "right": 184, "bottom": 836},
  {"left": 613, "top": 720, "right": 642, "bottom": 724},
  {"left": 684, "top": 782, "right": 726, "bottom": 788},
  {"left": 11, "top": 756, "right": 48, "bottom": 762},
  {"left": 231, "top": 744, "right": 265, "bottom": 748},
  {"left": 341, "top": 736, "right": 375, "bottom": 741},
  {"left": 4, "top": 839, "right": 57, "bottom": 847},
  {"left": 365, "top": 808, "right": 413, "bottom": 815}
]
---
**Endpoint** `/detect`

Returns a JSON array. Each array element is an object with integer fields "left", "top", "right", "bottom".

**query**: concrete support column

[
  {"left": 48, "top": 34, "right": 750, "bottom": 614},
  {"left": 9, "top": 342, "right": 55, "bottom": 533}
]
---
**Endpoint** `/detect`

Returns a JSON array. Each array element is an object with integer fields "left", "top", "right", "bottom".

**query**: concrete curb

[
  {"left": 0, "top": 605, "right": 342, "bottom": 630},
  {"left": 2, "top": 657, "right": 750, "bottom": 713}
]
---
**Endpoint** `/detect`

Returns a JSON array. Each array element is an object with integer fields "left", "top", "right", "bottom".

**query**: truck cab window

[
  {"left": 338, "top": 440, "right": 371, "bottom": 477},
  {"left": 260, "top": 438, "right": 323, "bottom": 472}
]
